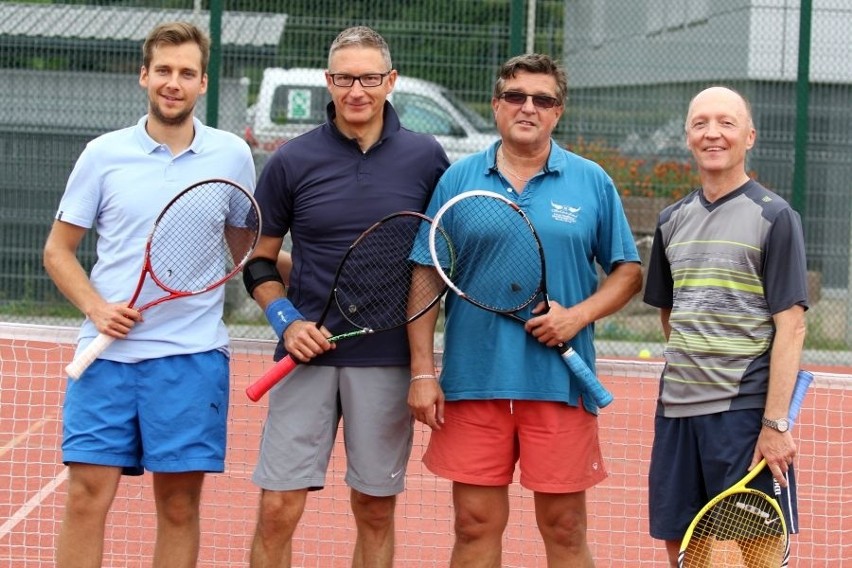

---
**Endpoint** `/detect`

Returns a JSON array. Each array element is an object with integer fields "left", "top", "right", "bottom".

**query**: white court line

[
  {"left": 0, "top": 410, "right": 64, "bottom": 539},
  {"left": 0, "top": 414, "right": 58, "bottom": 458},
  {"left": 0, "top": 466, "right": 68, "bottom": 538}
]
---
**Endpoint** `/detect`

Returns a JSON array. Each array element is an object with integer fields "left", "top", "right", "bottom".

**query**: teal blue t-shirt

[{"left": 423, "top": 140, "right": 639, "bottom": 413}]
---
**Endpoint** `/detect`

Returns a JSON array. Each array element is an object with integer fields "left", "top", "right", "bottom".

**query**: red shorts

[{"left": 423, "top": 399, "right": 607, "bottom": 493}]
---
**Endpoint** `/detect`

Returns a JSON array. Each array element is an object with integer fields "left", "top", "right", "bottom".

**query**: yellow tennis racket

[{"left": 677, "top": 370, "right": 814, "bottom": 568}]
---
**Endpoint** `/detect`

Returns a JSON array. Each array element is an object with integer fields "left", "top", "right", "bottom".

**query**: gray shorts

[{"left": 252, "top": 365, "right": 413, "bottom": 496}]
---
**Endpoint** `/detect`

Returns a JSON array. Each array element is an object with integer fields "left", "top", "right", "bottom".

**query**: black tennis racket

[
  {"left": 65, "top": 178, "right": 261, "bottom": 380},
  {"left": 246, "top": 211, "right": 451, "bottom": 402},
  {"left": 427, "top": 189, "right": 613, "bottom": 408},
  {"left": 677, "top": 369, "right": 814, "bottom": 567}
]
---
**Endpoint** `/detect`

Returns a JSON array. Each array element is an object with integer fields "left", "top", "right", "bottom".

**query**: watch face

[{"left": 763, "top": 417, "right": 790, "bottom": 432}]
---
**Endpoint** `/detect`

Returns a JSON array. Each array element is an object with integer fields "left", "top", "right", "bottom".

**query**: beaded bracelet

[{"left": 410, "top": 374, "right": 437, "bottom": 383}]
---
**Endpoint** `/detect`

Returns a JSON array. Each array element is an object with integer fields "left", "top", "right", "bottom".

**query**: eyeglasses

[
  {"left": 329, "top": 72, "right": 391, "bottom": 88},
  {"left": 498, "top": 91, "right": 561, "bottom": 110}
]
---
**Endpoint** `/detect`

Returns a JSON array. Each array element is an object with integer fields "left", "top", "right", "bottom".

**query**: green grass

[
  {"left": 596, "top": 319, "right": 665, "bottom": 343},
  {"left": 0, "top": 299, "right": 80, "bottom": 319}
]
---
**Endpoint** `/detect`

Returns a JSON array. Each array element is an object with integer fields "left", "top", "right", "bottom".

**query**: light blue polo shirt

[
  {"left": 422, "top": 140, "right": 639, "bottom": 413},
  {"left": 56, "top": 116, "right": 256, "bottom": 362}
]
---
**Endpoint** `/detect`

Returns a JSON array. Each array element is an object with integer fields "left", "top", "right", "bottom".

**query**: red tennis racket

[
  {"left": 65, "top": 178, "right": 261, "bottom": 379},
  {"left": 245, "top": 211, "right": 451, "bottom": 402},
  {"left": 428, "top": 189, "right": 614, "bottom": 409}
]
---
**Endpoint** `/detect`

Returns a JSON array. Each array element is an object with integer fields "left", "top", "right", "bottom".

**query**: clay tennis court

[{"left": 1, "top": 324, "right": 850, "bottom": 566}]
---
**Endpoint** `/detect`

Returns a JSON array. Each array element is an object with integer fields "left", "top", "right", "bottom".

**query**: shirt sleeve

[
  {"left": 763, "top": 206, "right": 809, "bottom": 314},
  {"left": 642, "top": 224, "right": 673, "bottom": 309},
  {"left": 55, "top": 143, "right": 102, "bottom": 228},
  {"left": 597, "top": 176, "right": 641, "bottom": 274},
  {"left": 254, "top": 151, "right": 293, "bottom": 238}
]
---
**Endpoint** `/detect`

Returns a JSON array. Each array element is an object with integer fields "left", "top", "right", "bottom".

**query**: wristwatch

[{"left": 761, "top": 416, "right": 790, "bottom": 433}]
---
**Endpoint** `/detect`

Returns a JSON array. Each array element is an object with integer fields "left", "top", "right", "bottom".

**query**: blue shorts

[
  {"left": 62, "top": 350, "right": 230, "bottom": 475},
  {"left": 649, "top": 409, "right": 799, "bottom": 541}
]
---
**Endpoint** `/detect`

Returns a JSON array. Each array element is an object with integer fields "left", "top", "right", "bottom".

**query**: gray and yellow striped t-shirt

[{"left": 643, "top": 180, "right": 808, "bottom": 418}]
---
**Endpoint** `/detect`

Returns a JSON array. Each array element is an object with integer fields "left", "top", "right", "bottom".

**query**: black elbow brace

[{"left": 243, "top": 257, "right": 285, "bottom": 297}]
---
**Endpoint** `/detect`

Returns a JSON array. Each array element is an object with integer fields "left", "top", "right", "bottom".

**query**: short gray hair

[{"left": 328, "top": 26, "right": 392, "bottom": 70}]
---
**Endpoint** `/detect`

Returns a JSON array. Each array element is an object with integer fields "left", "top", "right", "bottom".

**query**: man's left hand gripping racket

[
  {"left": 245, "top": 211, "right": 451, "bottom": 402},
  {"left": 428, "top": 189, "right": 613, "bottom": 409},
  {"left": 65, "top": 178, "right": 261, "bottom": 379},
  {"left": 677, "top": 369, "right": 814, "bottom": 568}
]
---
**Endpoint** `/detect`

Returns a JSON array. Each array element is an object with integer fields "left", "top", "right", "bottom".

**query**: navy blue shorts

[
  {"left": 62, "top": 350, "right": 230, "bottom": 475},
  {"left": 648, "top": 408, "right": 798, "bottom": 541}
]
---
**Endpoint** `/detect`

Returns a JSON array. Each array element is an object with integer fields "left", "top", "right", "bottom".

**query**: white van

[{"left": 245, "top": 67, "right": 498, "bottom": 169}]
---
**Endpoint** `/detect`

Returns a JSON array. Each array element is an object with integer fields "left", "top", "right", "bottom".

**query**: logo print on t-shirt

[{"left": 551, "top": 200, "right": 580, "bottom": 224}]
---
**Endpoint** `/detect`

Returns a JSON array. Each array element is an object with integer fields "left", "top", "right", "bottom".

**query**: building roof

[{"left": 0, "top": 2, "right": 286, "bottom": 48}]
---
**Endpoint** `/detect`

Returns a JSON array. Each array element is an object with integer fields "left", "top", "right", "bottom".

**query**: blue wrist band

[{"left": 265, "top": 298, "right": 305, "bottom": 340}]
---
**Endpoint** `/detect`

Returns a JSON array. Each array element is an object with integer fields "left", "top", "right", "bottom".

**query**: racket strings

[
  {"left": 149, "top": 181, "right": 259, "bottom": 293},
  {"left": 335, "top": 216, "right": 445, "bottom": 331},
  {"left": 683, "top": 492, "right": 786, "bottom": 567},
  {"left": 440, "top": 195, "right": 542, "bottom": 312}
]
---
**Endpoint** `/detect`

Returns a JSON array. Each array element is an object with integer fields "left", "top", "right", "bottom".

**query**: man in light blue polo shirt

[{"left": 43, "top": 22, "right": 254, "bottom": 567}]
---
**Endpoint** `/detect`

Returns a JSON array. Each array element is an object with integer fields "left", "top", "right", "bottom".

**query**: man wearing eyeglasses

[
  {"left": 408, "top": 53, "right": 642, "bottom": 566},
  {"left": 246, "top": 26, "right": 449, "bottom": 567}
]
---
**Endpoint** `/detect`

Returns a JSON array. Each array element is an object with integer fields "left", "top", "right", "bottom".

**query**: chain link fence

[{"left": 1, "top": 0, "right": 850, "bottom": 366}]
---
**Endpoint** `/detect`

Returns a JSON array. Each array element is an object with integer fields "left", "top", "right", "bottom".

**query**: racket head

[
  {"left": 678, "top": 468, "right": 789, "bottom": 567},
  {"left": 144, "top": 178, "right": 260, "bottom": 305},
  {"left": 66, "top": 179, "right": 260, "bottom": 379},
  {"left": 678, "top": 369, "right": 812, "bottom": 567},
  {"left": 331, "top": 211, "right": 448, "bottom": 335},
  {"left": 428, "top": 190, "right": 546, "bottom": 316}
]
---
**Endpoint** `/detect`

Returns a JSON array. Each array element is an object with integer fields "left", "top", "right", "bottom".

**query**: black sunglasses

[{"left": 499, "top": 91, "right": 561, "bottom": 110}]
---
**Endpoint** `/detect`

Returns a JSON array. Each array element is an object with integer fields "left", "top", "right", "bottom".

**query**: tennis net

[{"left": 1, "top": 322, "right": 849, "bottom": 567}]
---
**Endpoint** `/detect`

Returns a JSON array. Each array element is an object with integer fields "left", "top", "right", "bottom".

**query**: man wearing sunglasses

[{"left": 408, "top": 53, "right": 642, "bottom": 566}]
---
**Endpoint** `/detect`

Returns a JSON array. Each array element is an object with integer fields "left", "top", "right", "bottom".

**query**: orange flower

[{"left": 566, "top": 138, "right": 700, "bottom": 200}]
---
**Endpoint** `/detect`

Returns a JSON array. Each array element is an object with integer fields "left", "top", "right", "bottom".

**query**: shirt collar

[
  {"left": 484, "top": 139, "right": 563, "bottom": 177},
  {"left": 325, "top": 101, "right": 401, "bottom": 149},
  {"left": 135, "top": 115, "right": 204, "bottom": 155}
]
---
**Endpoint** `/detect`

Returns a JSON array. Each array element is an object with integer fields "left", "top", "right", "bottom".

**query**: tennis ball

[{"left": 638, "top": 349, "right": 651, "bottom": 359}]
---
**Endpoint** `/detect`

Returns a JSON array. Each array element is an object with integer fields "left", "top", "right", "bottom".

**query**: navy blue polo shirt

[{"left": 255, "top": 101, "right": 449, "bottom": 365}]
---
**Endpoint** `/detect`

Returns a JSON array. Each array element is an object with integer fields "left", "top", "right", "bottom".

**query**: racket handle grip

[
  {"left": 559, "top": 347, "right": 614, "bottom": 409},
  {"left": 787, "top": 369, "right": 814, "bottom": 427},
  {"left": 246, "top": 355, "right": 298, "bottom": 402},
  {"left": 65, "top": 333, "right": 116, "bottom": 380}
]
